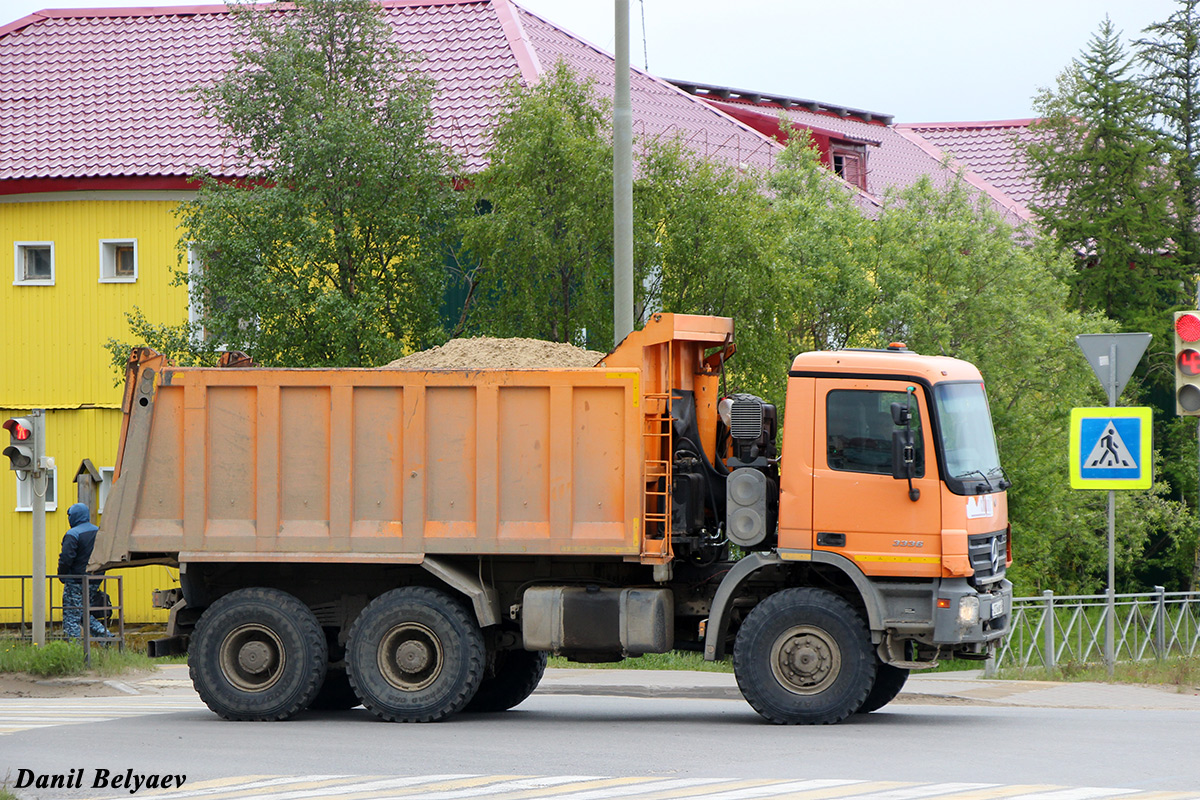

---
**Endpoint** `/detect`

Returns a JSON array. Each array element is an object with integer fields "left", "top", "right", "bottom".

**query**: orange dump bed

[{"left": 95, "top": 314, "right": 733, "bottom": 569}]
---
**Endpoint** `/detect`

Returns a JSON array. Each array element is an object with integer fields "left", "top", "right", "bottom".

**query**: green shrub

[{"left": 0, "top": 640, "right": 85, "bottom": 677}]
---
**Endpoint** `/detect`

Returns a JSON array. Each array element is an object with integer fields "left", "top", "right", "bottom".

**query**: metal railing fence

[
  {"left": 993, "top": 588, "right": 1200, "bottom": 671},
  {"left": 0, "top": 573, "right": 125, "bottom": 665}
]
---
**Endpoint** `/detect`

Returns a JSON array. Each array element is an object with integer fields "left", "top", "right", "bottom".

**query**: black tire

[
  {"left": 856, "top": 662, "right": 909, "bottom": 714},
  {"left": 346, "top": 586, "right": 484, "bottom": 722},
  {"left": 189, "top": 588, "right": 327, "bottom": 721},
  {"left": 465, "top": 648, "right": 548, "bottom": 712},
  {"left": 308, "top": 668, "right": 361, "bottom": 711},
  {"left": 733, "top": 588, "right": 875, "bottom": 725}
]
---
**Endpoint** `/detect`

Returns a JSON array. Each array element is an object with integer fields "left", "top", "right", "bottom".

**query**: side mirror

[
  {"left": 892, "top": 430, "right": 921, "bottom": 502},
  {"left": 892, "top": 430, "right": 914, "bottom": 480},
  {"left": 890, "top": 402, "right": 910, "bottom": 427}
]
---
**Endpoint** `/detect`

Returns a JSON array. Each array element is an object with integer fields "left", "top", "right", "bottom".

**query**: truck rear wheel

[
  {"left": 733, "top": 588, "right": 875, "bottom": 725},
  {"left": 857, "top": 662, "right": 909, "bottom": 714},
  {"left": 346, "top": 586, "right": 484, "bottom": 722},
  {"left": 189, "top": 588, "right": 327, "bottom": 721},
  {"left": 465, "top": 648, "right": 548, "bottom": 712}
]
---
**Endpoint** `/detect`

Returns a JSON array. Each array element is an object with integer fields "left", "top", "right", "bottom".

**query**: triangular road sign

[
  {"left": 1075, "top": 333, "right": 1151, "bottom": 404},
  {"left": 1083, "top": 421, "right": 1137, "bottom": 469}
]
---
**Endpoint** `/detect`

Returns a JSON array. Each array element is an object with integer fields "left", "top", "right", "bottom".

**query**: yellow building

[{"left": 1, "top": 196, "right": 189, "bottom": 623}]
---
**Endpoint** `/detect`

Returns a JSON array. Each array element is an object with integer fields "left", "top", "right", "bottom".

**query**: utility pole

[{"left": 613, "top": 0, "right": 634, "bottom": 347}]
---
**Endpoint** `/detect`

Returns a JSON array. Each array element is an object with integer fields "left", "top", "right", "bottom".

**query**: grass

[
  {"left": 997, "top": 655, "right": 1200, "bottom": 688},
  {"left": 0, "top": 639, "right": 162, "bottom": 678}
]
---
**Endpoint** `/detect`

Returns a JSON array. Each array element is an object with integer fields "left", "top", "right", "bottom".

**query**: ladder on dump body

[{"left": 642, "top": 343, "right": 672, "bottom": 557}]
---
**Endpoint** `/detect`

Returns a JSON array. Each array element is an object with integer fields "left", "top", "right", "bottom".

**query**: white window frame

[
  {"left": 13, "top": 241, "right": 55, "bottom": 286},
  {"left": 15, "top": 465, "right": 58, "bottom": 512},
  {"left": 98, "top": 466, "right": 115, "bottom": 514},
  {"left": 99, "top": 238, "right": 138, "bottom": 283}
]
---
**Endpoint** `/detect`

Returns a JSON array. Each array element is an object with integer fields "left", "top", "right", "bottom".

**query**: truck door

[{"left": 812, "top": 380, "right": 941, "bottom": 577}]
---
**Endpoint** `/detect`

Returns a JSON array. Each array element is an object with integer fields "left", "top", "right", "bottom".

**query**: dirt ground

[
  {"left": 0, "top": 669, "right": 157, "bottom": 699},
  {"left": 384, "top": 337, "right": 606, "bottom": 369}
]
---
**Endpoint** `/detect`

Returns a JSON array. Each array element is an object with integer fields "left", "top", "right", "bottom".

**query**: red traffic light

[
  {"left": 1180, "top": 349, "right": 1200, "bottom": 376},
  {"left": 2, "top": 419, "right": 30, "bottom": 441},
  {"left": 1178, "top": 312, "right": 1200, "bottom": 343}
]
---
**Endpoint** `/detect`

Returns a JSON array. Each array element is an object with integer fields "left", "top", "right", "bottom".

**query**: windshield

[{"left": 934, "top": 382, "right": 1003, "bottom": 494}]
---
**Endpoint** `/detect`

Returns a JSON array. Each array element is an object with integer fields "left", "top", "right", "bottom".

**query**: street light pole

[{"left": 613, "top": 0, "right": 634, "bottom": 346}]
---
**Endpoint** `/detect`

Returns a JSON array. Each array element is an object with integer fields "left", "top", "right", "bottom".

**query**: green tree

[
  {"left": 1137, "top": 0, "right": 1200, "bottom": 278},
  {"left": 767, "top": 133, "right": 876, "bottom": 356},
  {"left": 456, "top": 62, "right": 615, "bottom": 345},
  {"left": 1024, "top": 14, "right": 1200, "bottom": 590},
  {"left": 859, "top": 175, "right": 1187, "bottom": 593},
  {"left": 635, "top": 136, "right": 784, "bottom": 402},
  {"left": 109, "top": 0, "right": 459, "bottom": 368},
  {"left": 1024, "top": 18, "right": 1178, "bottom": 331}
]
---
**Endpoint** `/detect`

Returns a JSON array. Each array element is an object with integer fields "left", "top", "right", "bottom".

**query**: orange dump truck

[{"left": 93, "top": 313, "right": 1011, "bottom": 724}]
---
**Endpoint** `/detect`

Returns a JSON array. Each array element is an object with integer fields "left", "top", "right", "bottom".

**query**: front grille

[{"left": 967, "top": 529, "right": 1007, "bottom": 585}]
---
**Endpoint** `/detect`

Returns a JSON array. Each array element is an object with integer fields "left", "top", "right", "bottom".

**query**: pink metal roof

[
  {"left": 697, "top": 95, "right": 1034, "bottom": 225},
  {"left": 0, "top": 0, "right": 777, "bottom": 189},
  {"left": 897, "top": 120, "right": 1040, "bottom": 214}
]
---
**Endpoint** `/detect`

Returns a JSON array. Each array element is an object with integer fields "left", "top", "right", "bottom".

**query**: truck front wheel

[
  {"left": 857, "top": 662, "right": 909, "bottom": 714},
  {"left": 733, "top": 588, "right": 875, "bottom": 724},
  {"left": 346, "top": 586, "right": 484, "bottom": 722},
  {"left": 465, "top": 648, "right": 548, "bottom": 712},
  {"left": 189, "top": 588, "right": 327, "bottom": 721}
]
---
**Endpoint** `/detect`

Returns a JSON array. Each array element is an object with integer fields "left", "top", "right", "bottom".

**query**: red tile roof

[
  {"left": 696, "top": 95, "right": 1033, "bottom": 225},
  {"left": 0, "top": 0, "right": 777, "bottom": 190},
  {"left": 897, "top": 120, "right": 1040, "bottom": 219}
]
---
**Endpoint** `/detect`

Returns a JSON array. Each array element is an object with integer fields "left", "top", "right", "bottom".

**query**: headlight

[{"left": 958, "top": 595, "right": 980, "bottom": 627}]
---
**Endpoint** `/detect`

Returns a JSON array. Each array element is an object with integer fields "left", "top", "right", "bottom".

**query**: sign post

[{"left": 1073, "top": 333, "right": 1151, "bottom": 676}]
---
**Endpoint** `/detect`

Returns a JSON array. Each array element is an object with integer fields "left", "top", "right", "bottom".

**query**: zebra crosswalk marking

[
  {"left": 600, "top": 778, "right": 807, "bottom": 800},
  {"left": 76, "top": 774, "right": 1200, "bottom": 800},
  {"left": 742, "top": 782, "right": 912, "bottom": 800},
  {"left": 856, "top": 784, "right": 999, "bottom": 800},
  {"left": 447, "top": 776, "right": 681, "bottom": 800},
  {"left": 999, "top": 791, "right": 1141, "bottom": 800},
  {"left": 0, "top": 696, "right": 205, "bottom": 735},
  {"left": 920, "top": 787, "right": 1064, "bottom": 800},
  {"left": 667, "top": 780, "right": 887, "bottom": 800}
]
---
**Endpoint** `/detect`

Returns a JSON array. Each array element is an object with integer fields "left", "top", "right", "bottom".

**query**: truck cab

[{"left": 709, "top": 344, "right": 1011, "bottom": 665}]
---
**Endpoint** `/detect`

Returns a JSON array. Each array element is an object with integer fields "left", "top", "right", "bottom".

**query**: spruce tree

[{"left": 1024, "top": 18, "right": 1178, "bottom": 332}]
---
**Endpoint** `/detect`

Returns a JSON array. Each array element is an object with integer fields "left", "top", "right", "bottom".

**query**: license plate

[{"left": 991, "top": 599, "right": 1005, "bottom": 618}]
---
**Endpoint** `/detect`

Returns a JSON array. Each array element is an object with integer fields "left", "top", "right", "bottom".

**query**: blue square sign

[{"left": 1069, "top": 407, "right": 1152, "bottom": 490}]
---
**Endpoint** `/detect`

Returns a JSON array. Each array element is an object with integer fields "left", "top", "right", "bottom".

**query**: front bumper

[{"left": 932, "top": 577, "right": 1013, "bottom": 644}]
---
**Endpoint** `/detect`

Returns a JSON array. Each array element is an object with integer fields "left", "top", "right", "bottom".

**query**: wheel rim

[
  {"left": 219, "top": 623, "right": 287, "bottom": 693},
  {"left": 769, "top": 624, "right": 841, "bottom": 695},
  {"left": 378, "top": 622, "right": 443, "bottom": 692}
]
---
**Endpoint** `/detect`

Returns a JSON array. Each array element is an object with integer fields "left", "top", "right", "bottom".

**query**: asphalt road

[{"left": 2, "top": 692, "right": 1199, "bottom": 799}]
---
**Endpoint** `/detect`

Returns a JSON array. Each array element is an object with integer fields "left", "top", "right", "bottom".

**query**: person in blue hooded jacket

[{"left": 58, "top": 502, "right": 112, "bottom": 639}]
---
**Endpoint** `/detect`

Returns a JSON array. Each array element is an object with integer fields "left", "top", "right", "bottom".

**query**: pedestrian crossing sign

[{"left": 1069, "top": 407, "right": 1152, "bottom": 490}]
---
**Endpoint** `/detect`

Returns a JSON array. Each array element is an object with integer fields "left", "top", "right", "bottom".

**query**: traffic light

[
  {"left": 1175, "top": 311, "right": 1200, "bottom": 415},
  {"left": 3, "top": 416, "right": 37, "bottom": 470}
]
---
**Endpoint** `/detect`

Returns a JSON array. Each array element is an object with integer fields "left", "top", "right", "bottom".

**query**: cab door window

[{"left": 826, "top": 389, "right": 923, "bottom": 476}]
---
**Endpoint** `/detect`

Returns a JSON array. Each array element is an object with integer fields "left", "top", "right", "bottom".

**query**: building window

[
  {"left": 100, "top": 239, "right": 137, "bottom": 282},
  {"left": 98, "top": 467, "right": 115, "bottom": 513},
  {"left": 831, "top": 149, "right": 867, "bottom": 191},
  {"left": 15, "top": 466, "right": 57, "bottom": 512},
  {"left": 14, "top": 241, "right": 54, "bottom": 285},
  {"left": 826, "top": 389, "right": 923, "bottom": 476}
]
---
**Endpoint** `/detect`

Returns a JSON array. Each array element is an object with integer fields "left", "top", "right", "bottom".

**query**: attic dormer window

[{"left": 831, "top": 147, "right": 867, "bottom": 190}]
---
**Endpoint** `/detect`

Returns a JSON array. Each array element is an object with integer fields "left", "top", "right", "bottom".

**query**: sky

[{"left": 0, "top": 0, "right": 1185, "bottom": 123}]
